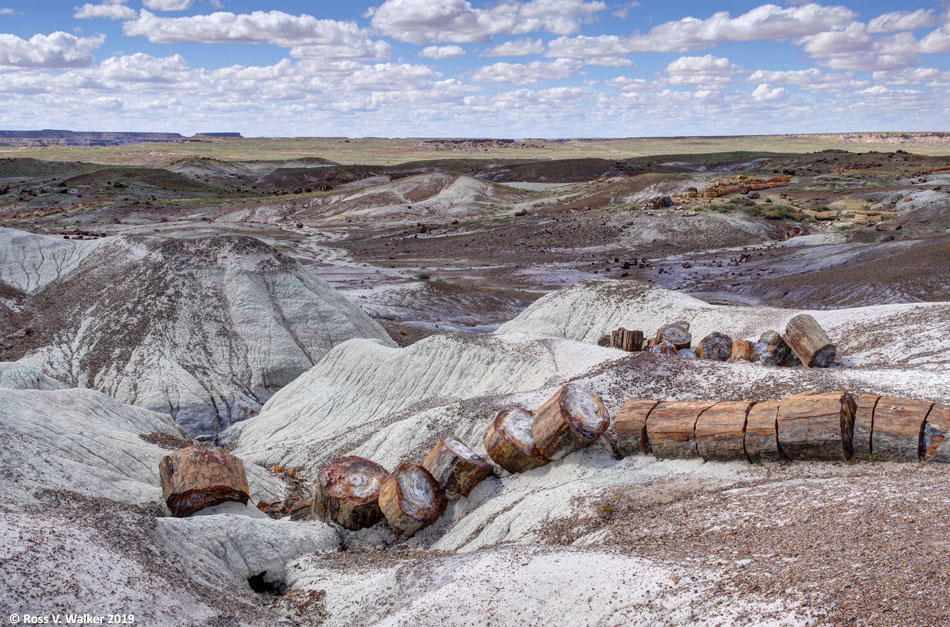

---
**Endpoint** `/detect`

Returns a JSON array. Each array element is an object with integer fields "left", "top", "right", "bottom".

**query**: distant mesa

[{"left": 0, "top": 129, "right": 242, "bottom": 147}]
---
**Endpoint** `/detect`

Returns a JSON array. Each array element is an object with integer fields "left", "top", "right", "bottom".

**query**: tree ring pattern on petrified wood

[
  {"left": 423, "top": 436, "right": 492, "bottom": 500},
  {"left": 532, "top": 384, "right": 610, "bottom": 461},
  {"left": 483, "top": 407, "right": 550, "bottom": 473},
  {"left": 378, "top": 462, "right": 447, "bottom": 537},
  {"left": 776, "top": 392, "right": 856, "bottom": 461},
  {"left": 312, "top": 456, "right": 389, "bottom": 530},
  {"left": 159, "top": 445, "right": 250, "bottom": 518}
]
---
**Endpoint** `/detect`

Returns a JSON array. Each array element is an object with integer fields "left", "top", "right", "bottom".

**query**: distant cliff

[{"left": 0, "top": 129, "right": 241, "bottom": 147}]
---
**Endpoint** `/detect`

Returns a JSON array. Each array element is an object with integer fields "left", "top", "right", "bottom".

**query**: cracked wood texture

[
  {"left": 852, "top": 393, "right": 880, "bottom": 460},
  {"left": 754, "top": 331, "right": 799, "bottom": 367},
  {"left": 423, "top": 436, "right": 492, "bottom": 500},
  {"left": 614, "top": 399, "right": 660, "bottom": 457},
  {"left": 646, "top": 401, "right": 717, "bottom": 459},
  {"left": 532, "top": 384, "right": 610, "bottom": 461},
  {"left": 744, "top": 400, "right": 783, "bottom": 462},
  {"left": 610, "top": 328, "right": 644, "bottom": 352},
  {"left": 784, "top": 314, "right": 836, "bottom": 368},
  {"left": 729, "top": 339, "right": 755, "bottom": 363},
  {"left": 776, "top": 392, "right": 856, "bottom": 461},
  {"left": 378, "top": 462, "right": 446, "bottom": 537},
  {"left": 483, "top": 407, "right": 549, "bottom": 473},
  {"left": 695, "top": 401, "right": 755, "bottom": 461},
  {"left": 654, "top": 323, "right": 692, "bottom": 350},
  {"left": 311, "top": 456, "right": 389, "bottom": 530},
  {"left": 159, "top": 445, "right": 250, "bottom": 517},
  {"left": 871, "top": 396, "right": 933, "bottom": 462},
  {"left": 922, "top": 404, "right": 950, "bottom": 462}
]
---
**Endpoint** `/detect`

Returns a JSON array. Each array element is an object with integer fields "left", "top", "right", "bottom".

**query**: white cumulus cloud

[
  {"left": 74, "top": 1, "right": 136, "bottom": 20},
  {"left": 751, "top": 83, "right": 786, "bottom": 101},
  {"left": 867, "top": 9, "right": 938, "bottom": 34},
  {"left": 482, "top": 38, "right": 545, "bottom": 56},
  {"left": 143, "top": 0, "right": 193, "bottom": 10},
  {"left": 419, "top": 45, "right": 465, "bottom": 59},
  {"left": 0, "top": 32, "right": 104, "bottom": 70},
  {"left": 471, "top": 58, "right": 583, "bottom": 84}
]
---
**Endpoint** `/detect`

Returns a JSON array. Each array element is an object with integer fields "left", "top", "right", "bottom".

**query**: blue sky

[{"left": 0, "top": 1, "right": 948, "bottom": 136}]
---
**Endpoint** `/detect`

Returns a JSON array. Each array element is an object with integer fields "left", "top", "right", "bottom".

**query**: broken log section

[
  {"left": 646, "top": 401, "right": 716, "bottom": 459},
  {"left": 922, "top": 404, "right": 950, "bottom": 462},
  {"left": 614, "top": 399, "right": 660, "bottom": 457},
  {"left": 744, "top": 401, "right": 783, "bottom": 462},
  {"left": 532, "top": 384, "right": 610, "bottom": 461},
  {"left": 159, "top": 446, "right": 250, "bottom": 518},
  {"left": 695, "top": 401, "right": 755, "bottom": 461},
  {"left": 378, "top": 462, "right": 447, "bottom": 537},
  {"left": 755, "top": 331, "right": 798, "bottom": 367},
  {"left": 311, "top": 456, "right": 389, "bottom": 530},
  {"left": 871, "top": 396, "right": 933, "bottom": 462},
  {"left": 784, "top": 314, "right": 836, "bottom": 368},
  {"left": 776, "top": 392, "right": 856, "bottom": 461},
  {"left": 852, "top": 393, "right": 880, "bottom": 460},
  {"left": 696, "top": 332, "right": 733, "bottom": 361},
  {"left": 483, "top": 408, "right": 549, "bottom": 473},
  {"left": 655, "top": 322, "right": 692, "bottom": 350},
  {"left": 423, "top": 436, "right": 492, "bottom": 500},
  {"left": 729, "top": 339, "right": 755, "bottom": 363},
  {"left": 610, "top": 328, "right": 644, "bottom": 352}
]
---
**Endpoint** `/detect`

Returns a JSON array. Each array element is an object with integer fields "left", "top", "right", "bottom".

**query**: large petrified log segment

[
  {"left": 610, "top": 328, "right": 644, "bottom": 352},
  {"left": 483, "top": 408, "right": 549, "bottom": 473},
  {"left": 378, "top": 462, "right": 447, "bottom": 537},
  {"left": 696, "top": 332, "right": 733, "bottom": 361},
  {"left": 159, "top": 446, "right": 250, "bottom": 518},
  {"left": 614, "top": 399, "right": 660, "bottom": 457},
  {"left": 311, "top": 456, "right": 389, "bottom": 530},
  {"left": 729, "top": 340, "right": 755, "bottom": 363},
  {"left": 744, "top": 401, "right": 783, "bottom": 462},
  {"left": 871, "top": 396, "right": 933, "bottom": 462},
  {"left": 423, "top": 436, "right": 492, "bottom": 500},
  {"left": 754, "top": 331, "right": 798, "bottom": 367},
  {"left": 695, "top": 401, "right": 755, "bottom": 461},
  {"left": 655, "top": 323, "right": 692, "bottom": 350},
  {"left": 784, "top": 314, "right": 836, "bottom": 368},
  {"left": 646, "top": 401, "right": 716, "bottom": 459},
  {"left": 922, "top": 404, "right": 950, "bottom": 463},
  {"left": 776, "top": 392, "right": 856, "bottom": 461},
  {"left": 532, "top": 384, "right": 611, "bottom": 461},
  {"left": 852, "top": 394, "right": 880, "bottom": 460}
]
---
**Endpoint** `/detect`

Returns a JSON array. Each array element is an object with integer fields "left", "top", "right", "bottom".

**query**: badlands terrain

[{"left": 1, "top": 134, "right": 950, "bottom": 625}]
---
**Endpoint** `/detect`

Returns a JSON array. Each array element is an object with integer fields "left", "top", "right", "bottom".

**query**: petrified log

[
  {"left": 614, "top": 399, "right": 660, "bottom": 457},
  {"left": 729, "top": 339, "right": 755, "bottom": 363},
  {"left": 610, "top": 328, "right": 644, "bottom": 352},
  {"left": 695, "top": 401, "right": 755, "bottom": 461},
  {"left": 784, "top": 314, "right": 836, "bottom": 368},
  {"left": 651, "top": 340, "right": 678, "bottom": 356},
  {"left": 754, "top": 331, "right": 798, "bottom": 367},
  {"left": 655, "top": 322, "right": 692, "bottom": 350},
  {"left": 852, "top": 393, "right": 880, "bottom": 460},
  {"left": 678, "top": 348, "right": 697, "bottom": 359},
  {"left": 311, "top": 456, "right": 389, "bottom": 530},
  {"left": 871, "top": 396, "right": 933, "bottom": 462},
  {"left": 532, "top": 384, "right": 611, "bottom": 461},
  {"left": 696, "top": 332, "right": 733, "bottom": 361},
  {"left": 159, "top": 446, "right": 250, "bottom": 518},
  {"left": 646, "top": 401, "right": 716, "bottom": 459},
  {"left": 776, "top": 392, "right": 856, "bottom": 461},
  {"left": 483, "top": 408, "right": 549, "bottom": 473},
  {"left": 423, "top": 436, "right": 492, "bottom": 499},
  {"left": 744, "top": 401, "right": 783, "bottom": 462},
  {"left": 378, "top": 462, "right": 447, "bottom": 537},
  {"left": 922, "top": 404, "right": 950, "bottom": 462}
]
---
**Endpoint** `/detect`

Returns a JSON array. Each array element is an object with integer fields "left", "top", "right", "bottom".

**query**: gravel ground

[{"left": 547, "top": 461, "right": 950, "bottom": 626}]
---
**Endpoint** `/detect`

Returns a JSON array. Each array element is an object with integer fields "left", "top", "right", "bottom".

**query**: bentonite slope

[{"left": 0, "top": 227, "right": 394, "bottom": 435}]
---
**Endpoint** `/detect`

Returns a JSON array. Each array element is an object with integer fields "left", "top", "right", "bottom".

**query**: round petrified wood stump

[
  {"left": 696, "top": 332, "right": 733, "bottom": 361},
  {"left": 695, "top": 401, "right": 755, "bottom": 461},
  {"left": 311, "top": 456, "right": 389, "bottom": 530},
  {"left": 784, "top": 314, "right": 836, "bottom": 368},
  {"left": 651, "top": 340, "right": 678, "bottom": 356},
  {"left": 614, "top": 399, "right": 660, "bottom": 457},
  {"left": 776, "top": 392, "right": 856, "bottom": 461},
  {"left": 646, "top": 401, "right": 716, "bottom": 459},
  {"left": 729, "top": 339, "right": 756, "bottom": 363},
  {"left": 483, "top": 408, "right": 549, "bottom": 473},
  {"left": 754, "top": 331, "right": 798, "bottom": 367},
  {"left": 423, "top": 436, "right": 492, "bottom": 500},
  {"left": 744, "top": 400, "right": 783, "bottom": 462},
  {"left": 655, "top": 323, "right": 692, "bottom": 350},
  {"left": 532, "top": 384, "right": 611, "bottom": 461},
  {"left": 852, "top": 393, "right": 880, "bottom": 460},
  {"left": 871, "top": 396, "right": 933, "bottom": 462},
  {"left": 159, "top": 446, "right": 250, "bottom": 518},
  {"left": 922, "top": 404, "right": 950, "bottom": 463},
  {"left": 378, "top": 462, "right": 447, "bottom": 537}
]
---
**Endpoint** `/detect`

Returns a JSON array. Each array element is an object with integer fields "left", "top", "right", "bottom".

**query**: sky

[{"left": 0, "top": 1, "right": 949, "bottom": 137}]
